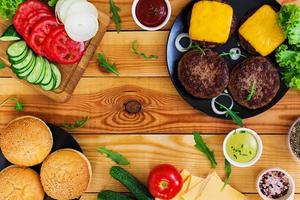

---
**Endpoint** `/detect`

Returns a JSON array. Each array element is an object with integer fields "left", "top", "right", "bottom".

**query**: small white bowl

[
  {"left": 131, "top": 0, "right": 172, "bottom": 31},
  {"left": 256, "top": 168, "right": 295, "bottom": 200},
  {"left": 223, "top": 128, "right": 263, "bottom": 168},
  {"left": 287, "top": 117, "right": 300, "bottom": 163}
]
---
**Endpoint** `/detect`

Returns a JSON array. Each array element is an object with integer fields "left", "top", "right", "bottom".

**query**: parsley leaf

[
  {"left": 60, "top": 116, "right": 90, "bottom": 129},
  {"left": 215, "top": 102, "right": 243, "bottom": 127},
  {"left": 48, "top": 0, "right": 58, "bottom": 7},
  {"left": 193, "top": 132, "right": 217, "bottom": 168},
  {"left": 245, "top": 80, "right": 256, "bottom": 101},
  {"left": 0, "top": 97, "right": 24, "bottom": 111},
  {"left": 97, "top": 147, "right": 130, "bottom": 165},
  {"left": 0, "top": 61, "right": 5, "bottom": 69},
  {"left": 221, "top": 159, "right": 232, "bottom": 191},
  {"left": 131, "top": 40, "right": 158, "bottom": 60},
  {"left": 97, "top": 53, "right": 120, "bottom": 76},
  {"left": 109, "top": 0, "right": 121, "bottom": 33}
]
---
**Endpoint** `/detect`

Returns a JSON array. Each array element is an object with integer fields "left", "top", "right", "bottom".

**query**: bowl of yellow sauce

[{"left": 223, "top": 128, "right": 263, "bottom": 167}]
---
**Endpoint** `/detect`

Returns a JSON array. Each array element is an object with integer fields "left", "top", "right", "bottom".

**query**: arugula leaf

[
  {"left": 60, "top": 116, "right": 90, "bottom": 129},
  {"left": 0, "top": 0, "right": 24, "bottom": 20},
  {"left": 97, "top": 53, "right": 120, "bottom": 76},
  {"left": 97, "top": 147, "right": 130, "bottom": 165},
  {"left": 0, "top": 97, "right": 24, "bottom": 111},
  {"left": 131, "top": 40, "right": 158, "bottom": 60},
  {"left": 48, "top": 0, "right": 58, "bottom": 7},
  {"left": 109, "top": 0, "right": 121, "bottom": 33},
  {"left": 221, "top": 159, "right": 232, "bottom": 191},
  {"left": 187, "top": 43, "right": 205, "bottom": 55},
  {"left": 0, "top": 61, "right": 5, "bottom": 69},
  {"left": 215, "top": 102, "right": 243, "bottom": 127},
  {"left": 245, "top": 80, "right": 256, "bottom": 101},
  {"left": 193, "top": 132, "right": 217, "bottom": 168}
]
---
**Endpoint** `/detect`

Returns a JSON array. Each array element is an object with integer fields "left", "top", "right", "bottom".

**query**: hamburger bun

[
  {"left": 228, "top": 56, "right": 280, "bottom": 109},
  {"left": 40, "top": 149, "right": 92, "bottom": 199},
  {"left": 178, "top": 49, "right": 229, "bottom": 99},
  {"left": 0, "top": 166, "right": 44, "bottom": 200},
  {"left": 0, "top": 116, "right": 53, "bottom": 166}
]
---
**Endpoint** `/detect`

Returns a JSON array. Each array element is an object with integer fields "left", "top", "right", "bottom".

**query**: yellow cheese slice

[
  {"left": 197, "top": 172, "right": 246, "bottom": 200},
  {"left": 189, "top": 1, "right": 233, "bottom": 44},
  {"left": 187, "top": 176, "right": 204, "bottom": 191},
  {"left": 182, "top": 178, "right": 205, "bottom": 200},
  {"left": 172, "top": 175, "right": 192, "bottom": 200},
  {"left": 239, "top": 4, "right": 285, "bottom": 56},
  {"left": 180, "top": 170, "right": 191, "bottom": 182}
]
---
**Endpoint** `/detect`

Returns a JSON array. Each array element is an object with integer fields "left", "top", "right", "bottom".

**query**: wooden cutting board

[{"left": 0, "top": 11, "right": 110, "bottom": 103}]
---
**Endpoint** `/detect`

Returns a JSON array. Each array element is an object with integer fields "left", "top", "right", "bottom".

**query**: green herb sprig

[
  {"left": 0, "top": 97, "right": 24, "bottom": 111},
  {"left": 131, "top": 40, "right": 158, "bottom": 60},
  {"left": 187, "top": 43, "right": 205, "bottom": 55},
  {"left": 0, "top": 61, "right": 5, "bottom": 69},
  {"left": 245, "top": 80, "right": 256, "bottom": 101},
  {"left": 215, "top": 102, "right": 243, "bottom": 127},
  {"left": 60, "top": 116, "right": 90, "bottom": 129},
  {"left": 109, "top": 0, "right": 121, "bottom": 33},
  {"left": 97, "top": 53, "right": 120, "bottom": 76},
  {"left": 0, "top": 0, "right": 24, "bottom": 19},
  {"left": 193, "top": 132, "right": 217, "bottom": 168},
  {"left": 48, "top": 0, "right": 58, "bottom": 7},
  {"left": 220, "top": 51, "right": 246, "bottom": 59},
  {"left": 97, "top": 147, "right": 130, "bottom": 165},
  {"left": 222, "top": 159, "right": 232, "bottom": 191}
]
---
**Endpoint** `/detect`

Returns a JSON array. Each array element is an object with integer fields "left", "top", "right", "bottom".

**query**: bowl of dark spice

[
  {"left": 256, "top": 168, "right": 295, "bottom": 200},
  {"left": 288, "top": 117, "right": 300, "bottom": 162}
]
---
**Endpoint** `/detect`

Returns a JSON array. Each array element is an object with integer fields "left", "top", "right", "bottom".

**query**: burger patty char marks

[
  {"left": 178, "top": 49, "right": 229, "bottom": 99},
  {"left": 229, "top": 56, "right": 280, "bottom": 109}
]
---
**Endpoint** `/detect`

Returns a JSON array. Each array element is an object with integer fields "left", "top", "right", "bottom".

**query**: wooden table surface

[{"left": 1, "top": 0, "right": 300, "bottom": 199}]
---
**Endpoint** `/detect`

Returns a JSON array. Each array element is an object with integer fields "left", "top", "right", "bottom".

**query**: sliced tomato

[
  {"left": 23, "top": 12, "right": 53, "bottom": 39},
  {"left": 43, "top": 26, "right": 65, "bottom": 61},
  {"left": 14, "top": 0, "right": 51, "bottom": 36},
  {"left": 50, "top": 30, "right": 85, "bottom": 64},
  {"left": 28, "top": 17, "right": 59, "bottom": 55}
]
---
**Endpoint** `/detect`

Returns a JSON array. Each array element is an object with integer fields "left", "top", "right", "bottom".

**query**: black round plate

[
  {"left": 166, "top": 0, "right": 289, "bottom": 119},
  {"left": 0, "top": 124, "right": 82, "bottom": 200}
]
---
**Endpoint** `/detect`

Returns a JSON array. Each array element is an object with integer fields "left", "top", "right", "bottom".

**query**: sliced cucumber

[
  {"left": 12, "top": 50, "right": 33, "bottom": 71},
  {"left": 13, "top": 55, "right": 35, "bottom": 74},
  {"left": 41, "top": 59, "right": 53, "bottom": 85},
  {"left": 35, "top": 58, "right": 46, "bottom": 84},
  {"left": 27, "top": 56, "right": 44, "bottom": 83},
  {"left": 17, "top": 57, "right": 36, "bottom": 79},
  {"left": 9, "top": 47, "right": 28, "bottom": 64},
  {"left": 7, "top": 41, "right": 27, "bottom": 58},
  {"left": 0, "top": 25, "right": 21, "bottom": 42},
  {"left": 41, "top": 73, "right": 56, "bottom": 91},
  {"left": 50, "top": 64, "right": 61, "bottom": 89}
]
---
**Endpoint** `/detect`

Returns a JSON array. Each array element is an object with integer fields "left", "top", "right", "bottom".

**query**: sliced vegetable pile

[
  {"left": 7, "top": 41, "right": 61, "bottom": 91},
  {"left": 13, "top": 0, "right": 84, "bottom": 64}
]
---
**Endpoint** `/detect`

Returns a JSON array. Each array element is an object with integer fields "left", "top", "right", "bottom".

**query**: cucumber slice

[
  {"left": 9, "top": 47, "right": 28, "bottom": 64},
  {"left": 50, "top": 64, "right": 61, "bottom": 89},
  {"left": 0, "top": 25, "right": 21, "bottom": 41},
  {"left": 12, "top": 50, "right": 33, "bottom": 71},
  {"left": 41, "top": 73, "right": 56, "bottom": 91},
  {"left": 35, "top": 58, "right": 46, "bottom": 84},
  {"left": 7, "top": 41, "right": 27, "bottom": 57},
  {"left": 13, "top": 55, "right": 35, "bottom": 74},
  {"left": 41, "top": 59, "right": 53, "bottom": 85},
  {"left": 27, "top": 56, "right": 44, "bottom": 83},
  {"left": 17, "top": 57, "right": 36, "bottom": 79}
]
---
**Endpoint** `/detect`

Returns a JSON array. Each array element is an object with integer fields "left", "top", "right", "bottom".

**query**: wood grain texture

[
  {"left": 0, "top": 77, "right": 299, "bottom": 134},
  {"left": 71, "top": 134, "right": 300, "bottom": 194}
]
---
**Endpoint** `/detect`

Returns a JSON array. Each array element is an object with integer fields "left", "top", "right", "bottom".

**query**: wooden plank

[
  {"left": 0, "top": 77, "right": 299, "bottom": 134},
  {"left": 73, "top": 135, "right": 300, "bottom": 193}
]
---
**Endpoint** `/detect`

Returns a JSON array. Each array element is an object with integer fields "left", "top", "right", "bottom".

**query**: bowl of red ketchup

[{"left": 132, "top": 0, "right": 171, "bottom": 31}]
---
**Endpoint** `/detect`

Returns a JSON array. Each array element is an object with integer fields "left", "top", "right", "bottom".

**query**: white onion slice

[
  {"left": 57, "top": 0, "right": 86, "bottom": 24},
  {"left": 66, "top": 1, "right": 98, "bottom": 23},
  {"left": 211, "top": 93, "right": 234, "bottom": 115},
  {"left": 175, "top": 33, "right": 192, "bottom": 53},
  {"left": 65, "top": 14, "right": 99, "bottom": 42}
]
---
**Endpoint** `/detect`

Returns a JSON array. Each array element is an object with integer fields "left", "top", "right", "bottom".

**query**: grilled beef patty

[
  {"left": 228, "top": 56, "right": 280, "bottom": 109},
  {"left": 178, "top": 49, "right": 229, "bottom": 99}
]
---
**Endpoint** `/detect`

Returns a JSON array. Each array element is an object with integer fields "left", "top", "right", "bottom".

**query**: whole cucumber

[{"left": 98, "top": 190, "right": 134, "bottom": 200}]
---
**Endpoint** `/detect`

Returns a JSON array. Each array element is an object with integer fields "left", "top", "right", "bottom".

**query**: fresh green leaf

[
  {"left": 109, "top": 0, "right": 121, "bottom": 33},
  {"left": 187, "top": 43, "right": 206, "bottom": 55},
  {"left": 97, "top": 147, "right": 130, "bottom": 165},
  {"left": 60, "top": 116, "right": 90, "bottom": 129},
  {"left": 219, "top": 51, "right": 246, "bottom": 58},
  {"left": 215, "top": 102, "right": 243, "bottom": 127},
  {"left": 0, "top": 61, "right": 5, "bottom": 69},
  {"left": 0, "top": 0, "right": 24, "bottom": 20},
  {"left": 48, "top": 0, "right": 58, "bottom": 7},
  {"left": 221, "top": 159, "right": 232, "bottom": 191},
  {"left": 131, "top": 40, "right": 158, "bottom": 60},
  {"left": 97, "top": 53, "right": 120, "bottom": 76},
  {"left": 193, "top": 132, "right": 217, "bottom": 168},
  {"left": 0, "top": 97, "right": 24, "bottom": 111},
  {"left": 245, "top": 80, "right": 256, "bottom": 101}
]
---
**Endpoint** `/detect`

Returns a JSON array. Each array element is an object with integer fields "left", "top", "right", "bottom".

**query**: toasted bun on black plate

[
  {"left": 40, "top": 149, "right": 92, "bottom": 200},
  {"left": 0, "top": 116, "right": 53, "bottom": 166},
  {"left": 0, "top": 166, "right": 44, "bottom": 200},
  {"left": 229, "top": 56, "right": 280, "bottom": 109},
  {"left": 178, "top": 49, "right": 229, "bottom": 99},
  {"left": 189, "top": 0, "right": 237, "bottom": 48},
  {"left": 238, "top": 4, "right": 285, "bottom": 56}
]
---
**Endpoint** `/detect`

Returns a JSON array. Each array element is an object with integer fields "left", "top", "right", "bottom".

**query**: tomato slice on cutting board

[
  {"left": 28, "top": 17, "right": 59, "bottom": 55},
  {"left": 50, "top": 31, "right": 85, "bottom": 64},
  {"left": 14, "top": 0, "right": 51, "bottom": 36},
  {"left": 43, "top": 26, "right": 65, "bottom": 61}
]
